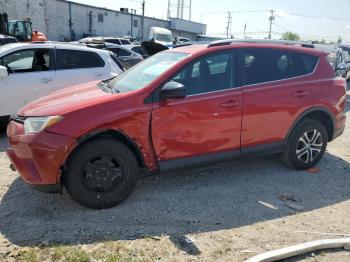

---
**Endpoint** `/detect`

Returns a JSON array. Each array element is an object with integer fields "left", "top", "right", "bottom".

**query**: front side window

[
  {"left": 55, "top": 49, "right": 105, "bottom": 70},
  {"left": 1, "top": 49, "right": 51, "bottom": 72},
  {"left": 155, "top": 34, "right": 172, "bottom": 43},
  {"left": 105, "top": 39, "right": 121, "bottom": 45},
  {"left": 107, "top": 51, "right": 189, "bottom": 92},
  {"left": 170, "top": 52, "right": 235, "bottom": 96}
]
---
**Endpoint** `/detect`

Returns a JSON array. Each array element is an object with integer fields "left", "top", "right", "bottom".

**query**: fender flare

[
  {"left": 284, "top": 106, "right": 335, "bottom": 145},
  {"left": 76, "top": 128, "right": 147, "bottom": 168}
]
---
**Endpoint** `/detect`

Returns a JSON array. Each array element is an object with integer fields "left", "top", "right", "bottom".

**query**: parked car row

[{"left": 4, "top": 38, "right": 347, "bottom": 209}]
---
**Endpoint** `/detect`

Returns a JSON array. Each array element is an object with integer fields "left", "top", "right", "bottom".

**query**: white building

[{"left": 0, "top": 0, "right": 207, "bottom": 41}]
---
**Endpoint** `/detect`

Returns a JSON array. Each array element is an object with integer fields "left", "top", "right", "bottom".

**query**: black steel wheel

[{"left": 65, "top": 138, "right": 138, "bottom": 209}]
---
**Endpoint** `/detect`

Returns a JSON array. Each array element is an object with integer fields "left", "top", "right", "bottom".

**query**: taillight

[{"left": 332, "top": 78, "right": 347, "bottom": 113}]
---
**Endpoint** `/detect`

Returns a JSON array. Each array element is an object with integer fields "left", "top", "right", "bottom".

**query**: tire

[
  {"left": 65, "top": 138, "right": 139, "bottom": 209},
  {"left": 282, "top": 119, "right": 328, "bottom": 170}
]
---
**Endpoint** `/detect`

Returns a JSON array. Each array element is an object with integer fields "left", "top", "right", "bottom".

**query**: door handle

[
  {"left": 220, "top": 100, "right": 241, "bottom": 108},
  {"left": 39, "top": 78, "right": 53, "bottom": 83},
  {"left": 292, "top": 90, "right": 308, "bottom": 97}
]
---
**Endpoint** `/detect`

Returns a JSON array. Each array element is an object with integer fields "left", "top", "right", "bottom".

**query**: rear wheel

[
  {"left": 65, "top": 138, "right": 138, "bottom": 209},
  {"left": 282, "top": 119, "right": 328, "bottom": 170}
]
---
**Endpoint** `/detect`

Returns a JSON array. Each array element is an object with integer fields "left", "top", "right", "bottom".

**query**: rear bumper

[
  {"left": 332, "top": 126, "right": 345, "bottom": 140},
  {"left": 331, "top": 111, "right": 346, "bottom": 140},
  {"left": 6, "top": 121, "right": 77, "bottom": 187}
]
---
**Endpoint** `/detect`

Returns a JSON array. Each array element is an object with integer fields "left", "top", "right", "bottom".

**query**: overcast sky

[{"left": 70, "top": 0, "right": 350, "bottom": 43}]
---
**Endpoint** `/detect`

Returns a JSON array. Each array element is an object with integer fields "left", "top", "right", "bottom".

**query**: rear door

[
  {"left": 0, "top": 48, "right": 55, "bottom": 116},
  {"left": 152, "top": 51, "right": 243, "bottom": 167},
  {"left": 54, "top": 49, "right": 107, "bottom": 89},
  {"left": 240, "top": 48, "right": 319, "bottom": 151}
]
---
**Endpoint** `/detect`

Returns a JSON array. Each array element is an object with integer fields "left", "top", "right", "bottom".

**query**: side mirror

[
  {"left": 0, "top": 66, "right": 9, "bottom": 80},
  {"left": 159, "top": 81, "right": 186, "bottom": 100}
]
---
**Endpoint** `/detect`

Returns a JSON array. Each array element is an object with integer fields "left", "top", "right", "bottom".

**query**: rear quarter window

[{"left": 288, "top": 52, "right": 318, "bottom": 77}]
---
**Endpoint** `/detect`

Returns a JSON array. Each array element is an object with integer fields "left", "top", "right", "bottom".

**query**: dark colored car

[
  {"left": 7, "top": 40, "right": 347, "bottom": 209},
  {"left": 0, "top": 34, "right": 17, "bottom": 46},
  {"left": 339, "top": 44, "right": 350, "bottom": 81},
  {"left": 124, "top": 44, "right": 149, "bottom": 59},
  {"left": 86, "top": 42, "right": 143, "bottom": 69}
]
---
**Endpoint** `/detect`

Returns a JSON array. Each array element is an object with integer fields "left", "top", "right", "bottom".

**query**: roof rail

[{"left": 208, "top": 39, "right": 315, "bottom": 48}]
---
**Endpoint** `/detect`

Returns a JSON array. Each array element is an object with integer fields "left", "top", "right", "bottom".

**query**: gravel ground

[{"left": 0, "top": 88, "right": 349, "bottom": 261}]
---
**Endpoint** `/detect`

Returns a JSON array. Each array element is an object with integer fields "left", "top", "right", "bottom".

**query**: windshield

[
  {"left": 107, "top": 51, "right": 189, "bottom": 92},
  {"left": 155, "top": 33, "right": 172, "bottom": 43}
]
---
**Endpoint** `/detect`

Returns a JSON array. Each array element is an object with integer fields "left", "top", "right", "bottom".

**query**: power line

[{"left": 285, "top": 12, "right": 350, "bottom": 21}]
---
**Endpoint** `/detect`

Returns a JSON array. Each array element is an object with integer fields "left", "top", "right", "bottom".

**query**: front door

[
  {"left": 151, "top": 51, "right": 243, "bottom": 169},
  {"left": 0, "top": 48, "right": 55, "bottom": 116}
]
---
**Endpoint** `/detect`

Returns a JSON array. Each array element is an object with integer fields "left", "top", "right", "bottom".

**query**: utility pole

[
  {"left": 180, "top": 0, "right": 184, "bottom": 19},
  {"left": 141, "top": 0, "right": 145, "bottom": 40},
  {"left": 167, "top": 0, "right": 171, "bottom": 19},
  {"left": 268, "top": 9, "right": 274, "bottom": 39},
  {"left": 226, "top": 12, "right": 232, "bottom": 39},
  {"left": 189, "top": 0, "right": 192, "bottom": 21},
  {"left": 244, "top": 22, "right": 247, "bottom": 38},
  {"left": 177, "top": 0, "right": 180, "bottom": 18}
]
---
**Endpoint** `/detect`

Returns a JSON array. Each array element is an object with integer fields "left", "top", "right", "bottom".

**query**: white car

[{"left": 0, "top": 42, "right": 122, "bottom": 123}]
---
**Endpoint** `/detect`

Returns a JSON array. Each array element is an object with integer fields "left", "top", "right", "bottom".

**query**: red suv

[{"left": 7, "top": 41, "right": 347, "bottom": 209}]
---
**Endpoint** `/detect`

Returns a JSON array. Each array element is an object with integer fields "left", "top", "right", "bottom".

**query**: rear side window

[
  {"left": 118, "top": 48, "right": 132, "bottom": 57},
  {"left": 56, "top": 49, "right": 105, "bottom": 69},
  {"left": 121, "top": 39, "right": 131, "bottom": 45},
  {"left": 243, "top": 49, "right": 318, "bottom": 85},
  {"left": 289, "top": 52, "right": 318, "bottom": 77},
  {"left": 107, "top": 48, "right": 132, "bottom": 57},
  {"left": 104, "top": 39, "right": 121, "bottom": 45},
  {"left": 243, "top": 49, "right": 288, "bottom": 85}
]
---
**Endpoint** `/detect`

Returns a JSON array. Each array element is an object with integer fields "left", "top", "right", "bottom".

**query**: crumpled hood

[
  {"left": 141, "top": 41, "right": 169, "bottom": 56},
  {"left": 18, "top": 80, "right": 118, "bottom": 117}
]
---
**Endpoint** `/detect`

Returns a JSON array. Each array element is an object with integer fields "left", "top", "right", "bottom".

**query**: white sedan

[{"left": 0, "top": 42, "right": 123, "bottom": 124}]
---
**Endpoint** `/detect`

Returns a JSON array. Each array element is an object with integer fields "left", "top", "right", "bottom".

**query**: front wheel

[
  {"left": 282, "top": 119, "right": 328, "bottom": 170},
  {"left": 64, "top": 138, "right": 139, "bottom": 209}
]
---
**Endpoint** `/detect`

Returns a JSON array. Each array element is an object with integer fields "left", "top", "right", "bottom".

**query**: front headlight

[{"left": 24, "top": 116, "right": 63, "bottom": 134}]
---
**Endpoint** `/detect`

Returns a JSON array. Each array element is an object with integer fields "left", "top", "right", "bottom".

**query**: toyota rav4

[{"left": 7, "top": 40, "right": 347, "bottom": 209}]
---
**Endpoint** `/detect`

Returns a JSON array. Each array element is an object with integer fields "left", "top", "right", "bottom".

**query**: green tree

[
  {"left": 337, "top": 35, "right": 342, "bottom": 44},
  {"left": 282, "top": 31, "right": 301, "bottom": 41}
]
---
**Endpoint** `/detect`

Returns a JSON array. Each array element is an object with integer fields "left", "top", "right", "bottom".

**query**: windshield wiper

[{"left": 98, "top": 79, "right": 119, "bottom": 94}]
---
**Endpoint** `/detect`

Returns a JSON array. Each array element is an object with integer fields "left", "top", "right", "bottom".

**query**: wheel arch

[
  {"left": 285, "top": 106, "right": 335, "bottom": 144},
  {"left": 77, "top": 129, "right": 146, "bottom": 168},
  {"left": 60, "top": 129, "right": 147, "bottom": 184}
]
